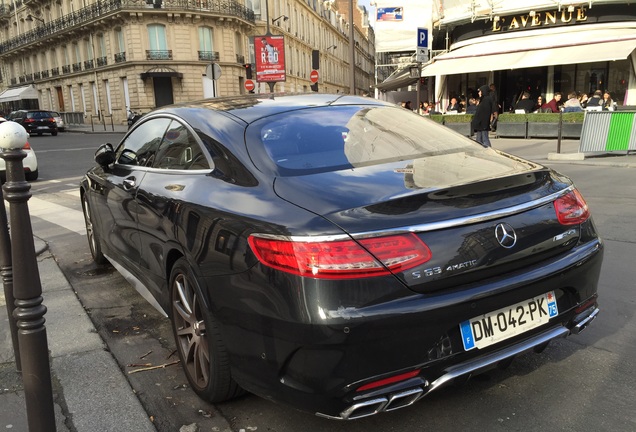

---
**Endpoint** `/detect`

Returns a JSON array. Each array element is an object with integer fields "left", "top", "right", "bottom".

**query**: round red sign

[
  {"left": 310, "top": 70, "right": 319, "bottom": 84},
  {"left": 245, "top": 79, "right": 255, "bottom": 91}
]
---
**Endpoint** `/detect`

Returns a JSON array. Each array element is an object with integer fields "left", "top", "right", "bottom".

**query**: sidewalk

[
  {"left": 1, "top": 129, "right": 634, "bottom": 431},
  {"left": 1, "top": 238, "right": 157, "bottom": 431}
]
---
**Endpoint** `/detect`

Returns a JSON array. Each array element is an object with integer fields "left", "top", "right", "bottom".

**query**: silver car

[{"left": 49, "top": 111, "right": 65, "bottom": 131}]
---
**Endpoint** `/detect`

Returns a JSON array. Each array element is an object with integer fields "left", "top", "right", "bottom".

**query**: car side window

[
  {"left": 152, "top": 120, "right": 210, "bottom": 170},
  {"left": 115, "top": 118, "right": 171, "bottom": 166}
]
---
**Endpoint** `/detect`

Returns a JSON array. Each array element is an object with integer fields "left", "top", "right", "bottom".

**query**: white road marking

[{"left": 23, "top": 197, "right": 86, "bottom": 235}]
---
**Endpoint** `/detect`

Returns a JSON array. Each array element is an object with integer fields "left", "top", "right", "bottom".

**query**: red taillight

[
  {"left": 248, "top": 233, "right": 432, "bottom": 279},
  {"left": 24, "top": 118, "right": 35, "bottom": 123},
  {"left": 554, "top": 189, "right": 590, "bottom": 225},
  {"left": 23, "top": 142, "right": 31, "bottom": 150},
  {"left": 357, "top": 369, "right": 421, "bottom": 392}
]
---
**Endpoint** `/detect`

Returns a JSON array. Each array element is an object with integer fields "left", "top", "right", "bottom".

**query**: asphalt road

[{"left": 27, "top": 132, "right": 636, "bottom": 431}]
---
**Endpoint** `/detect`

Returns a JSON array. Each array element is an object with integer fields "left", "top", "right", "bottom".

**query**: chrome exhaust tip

[
  {"left": 340, "top": 397, "right": 388, "bottom": 420},
  {"left": 571, "top": 307, "right": 599, "bottom": 335},
  {"left": 384, "top": 387, "right": 425, "bottom": 412}
]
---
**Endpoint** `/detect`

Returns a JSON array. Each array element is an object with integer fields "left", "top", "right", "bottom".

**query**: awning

[
  {"left": 0, "top": 85, "right": 38, "bottom": 103},
  {"left": 423, "top": 26, "right": 636, "bottom": 77},
  {"left": 376, "top": 63, "right": 419, "bottom": 91},
  {"left": 140, "top": 65, "right": 183, "bottom": 80}
]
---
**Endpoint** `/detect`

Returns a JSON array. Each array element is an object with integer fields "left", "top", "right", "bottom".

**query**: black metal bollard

[
  {"left": 0, "top": 177, "right": 20, "bottom": 371},
  {"left": 0, "top": 122, "right": 56, "bottom": 432}
]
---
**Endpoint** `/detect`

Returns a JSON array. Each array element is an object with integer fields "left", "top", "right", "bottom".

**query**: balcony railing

[
  {"left": 236, "top": 54, "right": 245, "bottom": 63},
  {"left": 114, "top": 52, "right": 126, "bottom": 63},
  {"left": 0, "top": 0, "right": 255, "bottom": 54},
  {"left": 146, "top": 50, "right": 172, "bottom": 60},
  {"left": 41, "top": 70, "right": 49, "bottom": 78},
  {"left": 96, "top": 56, "right": 108, "bottom": 66},
  {"left": 61, "top": 65, "right": 70, "bottom": 74},
  {"left": 198, "top": 51, "right": 219, "bottom": 61},
  {"left": 72, "top": 62, "right": 82, "bottom": 72},
  {"left": 10, "top": 77, "right": 17, "bottom": 85},
  {"left": 34, "top": 71, "right": 41, "bottom": 80},
  {"left": 19, "top": 76, "right": 26, "bottom": 83},
  {"left": 84, "top": 59, "right": 94, "bottom": 70},
  {"left": 51, "top": 67, "right": 60, "bottom": 76}
]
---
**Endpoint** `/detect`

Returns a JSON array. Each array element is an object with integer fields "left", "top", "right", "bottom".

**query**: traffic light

[{"left": 243, "top": 64, "right": 252, "bottom": 79}]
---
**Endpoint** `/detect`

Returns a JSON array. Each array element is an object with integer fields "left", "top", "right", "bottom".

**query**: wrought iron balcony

[
  {"left": 96, "top": 56, "right": 108, "bottom": 66},
  {"left": 61, "top": 65, "right": 70, "bottom": 74},
  {"left": 198, "top": 51, "right": 219, "bottom": 61},
  {"left": 146, "top": 50, "right": 172, "bottom": 60},
  {"left": 41, "top": 70, "right": 49, "bottom": 78},
  {"left": 19, "top": 76, "right": 26, "bottom": 83},
  {"left": 72, "top": 62, "right": 82, "bottom": 72},
  {"left": 84, "top": 59, "right": 94, "bottom": 70},
  {"left": 51, "top": 67, "right": 60, "bottom": 76},
  {"left": 0, "top": 0, "right": 255, "bottom": 54},
  {"left": 236, "top": 54, "right": 245, "bottom": 63},
  {"left": 34, "top": 71, "right": 41, "bottom": 80},
  {"left": 10, "top": 78, "right": 17, "bottom": 85},
  {"left": 114, "top": 52, "right": 126, "bottom": 63}
]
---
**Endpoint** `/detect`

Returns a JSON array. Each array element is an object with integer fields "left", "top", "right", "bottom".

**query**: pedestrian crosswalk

[{"left": 27, "top": 197, "right": 86, "bottom": 235}]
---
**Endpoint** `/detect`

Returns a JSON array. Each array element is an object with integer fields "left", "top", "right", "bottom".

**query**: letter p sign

[{"left": 417, "top": 28, "right": 428, "bottom": 48}]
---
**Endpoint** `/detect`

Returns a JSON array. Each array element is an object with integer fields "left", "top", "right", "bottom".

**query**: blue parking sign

[{"left": 417, "top": 28, "right": 428, "bottom": 48}]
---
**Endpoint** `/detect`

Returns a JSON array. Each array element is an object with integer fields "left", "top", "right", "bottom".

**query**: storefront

[{"left": 423, "top": 3, "right": 636, "bottom": 112}]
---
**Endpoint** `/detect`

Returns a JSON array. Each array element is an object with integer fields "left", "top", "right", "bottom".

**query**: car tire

[
  {"left": 81, "top": 193, "right": 107, "bottom": 265},
  {"left": 52, "top": 131, "right": 58, "bottom": 136},
  {"left": 25, "top": 169, "right": 38, "bottom": 181},
  {"left": 170, "top": 258, "right": 244, "bottom": 403}
]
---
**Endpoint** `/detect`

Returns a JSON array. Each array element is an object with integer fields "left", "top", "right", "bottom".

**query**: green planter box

[
  {"left": 496, "top": 114, "right": 527, "bottom": 138},
  {"left": 444, "top": 122, "right": 472, "bottom": 136},
  {"left": 441, "top": 114, "right": 473, "bottom": 137}
]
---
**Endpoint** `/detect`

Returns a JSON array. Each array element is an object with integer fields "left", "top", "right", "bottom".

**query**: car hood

[{"left": 273, "top": 151, "right": 577, "bottom": 292}]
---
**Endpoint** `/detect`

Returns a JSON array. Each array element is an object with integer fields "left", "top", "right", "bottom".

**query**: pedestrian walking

[{"left": 471, "top": 84, "right": 496, "bottom": 147}]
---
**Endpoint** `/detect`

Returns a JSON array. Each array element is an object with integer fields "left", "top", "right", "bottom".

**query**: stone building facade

[{"left": 0, "top": 0, "right": 375, "bottom": 125}]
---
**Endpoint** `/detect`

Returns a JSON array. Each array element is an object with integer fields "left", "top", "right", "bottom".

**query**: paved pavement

[{"left": 1, "top": 124, "right": 634, "bottom": 432}]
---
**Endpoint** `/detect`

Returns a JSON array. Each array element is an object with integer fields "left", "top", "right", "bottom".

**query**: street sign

[
  {"left": 205, "top": 63, "right": 222, "bottom": 80},
  {"left": 417, "top": 28, "right": 429, "bottom": 63},
  {"left": 417, "top": 28, "right": 428, "bottom": 48},
  {"left": 416, "top": 48, "right": 429, "bottom": 63},
  {"left": 310, "top": 69, "right": 319, "bottom": 83},
  {"left": 244, "top": 79, "right": 255, "bottom": 91}
]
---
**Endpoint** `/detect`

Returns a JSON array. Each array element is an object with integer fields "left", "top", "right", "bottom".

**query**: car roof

[{"left": 153, "top": 93, "right": 390, "bottom": 124}]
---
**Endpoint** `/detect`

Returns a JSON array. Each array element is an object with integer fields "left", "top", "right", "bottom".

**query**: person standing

[{"left": 471, "top": 85, "right": 496, "bottom": 147}]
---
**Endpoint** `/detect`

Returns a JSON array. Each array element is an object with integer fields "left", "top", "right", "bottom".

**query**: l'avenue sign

[{"left": 492, "top": 6, "right": 588, "bottom": 32}]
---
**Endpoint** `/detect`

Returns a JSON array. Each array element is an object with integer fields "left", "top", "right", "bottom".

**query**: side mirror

[{"left": 95, "top": 143, "right": 116, "bottom": 167}]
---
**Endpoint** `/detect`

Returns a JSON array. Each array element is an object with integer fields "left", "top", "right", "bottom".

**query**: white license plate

[
  {"left": 37, "top": 126, "right": 48, "bottom": 129},
  {"left": 460, "top": 291, "right": 558, "bottom": 351}
]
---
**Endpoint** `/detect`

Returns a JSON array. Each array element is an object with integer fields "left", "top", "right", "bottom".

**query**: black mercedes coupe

[{"left": 80, "top": 93, "right": 603, "bottom": 420}]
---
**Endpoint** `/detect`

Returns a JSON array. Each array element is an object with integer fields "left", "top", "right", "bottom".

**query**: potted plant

[
  {"left": 496, "top": 113, "right": 528, "bottom": 138},
  {"left": 441, "top": 114, "right": 473, "bottom": 137},
  {"left": 526, "top": 112, "right": 585, "bottom": 138}
]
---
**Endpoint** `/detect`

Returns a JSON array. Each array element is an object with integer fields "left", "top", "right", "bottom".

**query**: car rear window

[
  {"left": 246, "top": 105, "right": 529, "bottom": 178},
  {"left": 27, "top": 111, "right": 52, "bottom": 119}
]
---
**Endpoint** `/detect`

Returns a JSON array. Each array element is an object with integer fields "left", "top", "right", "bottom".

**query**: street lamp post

[{"left": 348, "top": 0, "right": 355, "bottom": 95}]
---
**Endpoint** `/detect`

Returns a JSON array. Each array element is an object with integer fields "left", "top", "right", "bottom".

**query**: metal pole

[
  {"left": 348, "top": 0, "right": 355, "bottom": 95},
  {"left": 0, "top": 176, "right": 19, "bottom": 371},
  {"left": 0, "top": 122, "right": 56, "bottom": 432},
  {"left": 557, "top": 109, "right": 563, "bottom": 153}
]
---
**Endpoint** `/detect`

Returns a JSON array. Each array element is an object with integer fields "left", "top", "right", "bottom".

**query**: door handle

[{"left": 123, "top": 177, "right": 136, "bottom": 190}]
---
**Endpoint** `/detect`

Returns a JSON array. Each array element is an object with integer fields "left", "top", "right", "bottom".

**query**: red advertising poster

[{"left": 254, "top": 35, "right": 286, "bottom": 82}]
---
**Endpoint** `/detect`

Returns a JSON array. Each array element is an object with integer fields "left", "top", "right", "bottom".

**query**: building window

[
  {"left": 198, "top": 26, "right": 216, "bottom": 60},
  {"left": 148, "top": 24, "right": 168, "bottom": 51}
]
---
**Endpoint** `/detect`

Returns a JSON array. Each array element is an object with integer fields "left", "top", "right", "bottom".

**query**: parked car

[
  {"left": 0, "top": 117, "right": 39, "bottom": 181},
  {"left": 49, "top": 111, "right": 65, "bottom": 131},
  {"left": 10, "top": 110, "right": 58, "bottom": 136},
  {"left": 80, "top": 94, "right": 603, "bottom": 420}
]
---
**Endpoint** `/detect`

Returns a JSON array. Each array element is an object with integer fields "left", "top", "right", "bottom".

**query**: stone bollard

[{"left": 0, "top": 121, "right": 56, "bottom": 432}]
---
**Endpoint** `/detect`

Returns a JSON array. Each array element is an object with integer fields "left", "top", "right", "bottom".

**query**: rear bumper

[{"left": 211, "top": 239, "right": 603, "bottom": 418}]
